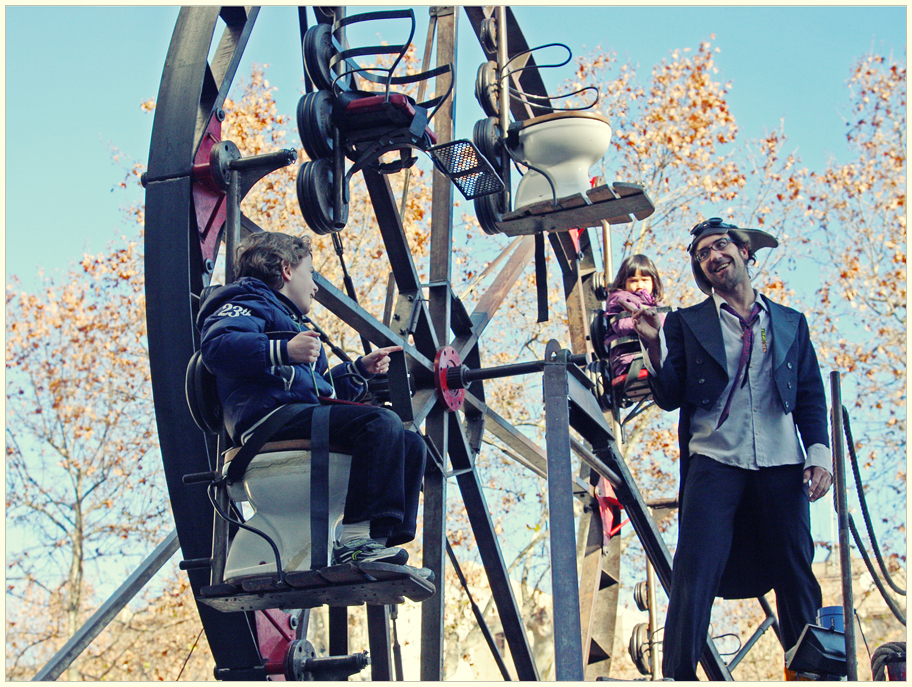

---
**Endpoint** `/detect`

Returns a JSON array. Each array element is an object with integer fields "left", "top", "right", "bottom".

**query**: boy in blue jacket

[{"left": 199, "top": 231, "right": 427, "bottom": 566}]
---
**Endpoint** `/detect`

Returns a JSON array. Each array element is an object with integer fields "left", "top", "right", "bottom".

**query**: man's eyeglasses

[{"left": 695, "top": 237, "right": 732, "bottom": 263}]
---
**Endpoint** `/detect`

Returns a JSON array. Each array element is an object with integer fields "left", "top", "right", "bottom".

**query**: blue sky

[
  {"left": 4, "top": 5, "right": 905, "bottom": 595},
  {"left": 5, "top": 5, "right": 906, "bottom": 293}
]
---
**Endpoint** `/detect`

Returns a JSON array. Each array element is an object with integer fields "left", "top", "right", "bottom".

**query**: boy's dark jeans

[{"left": 272, "top": 404, "right": 426, "bottom": 546}]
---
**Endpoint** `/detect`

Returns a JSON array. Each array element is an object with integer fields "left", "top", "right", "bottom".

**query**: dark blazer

[{"left": 650, "top": 294, "right": 829, "bottom": 598}]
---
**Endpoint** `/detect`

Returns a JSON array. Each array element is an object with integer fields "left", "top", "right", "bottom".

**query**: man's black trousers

[
  {"left": 661, "top": 456, "right": 822, "bottom": 681},
  {"left": 273, "top": 404, "right": 427, "bottom": 547}
]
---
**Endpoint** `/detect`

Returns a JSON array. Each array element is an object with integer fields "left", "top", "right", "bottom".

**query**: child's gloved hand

[{"left": 360, "top": 345, "right": 403, "bottom": 375}]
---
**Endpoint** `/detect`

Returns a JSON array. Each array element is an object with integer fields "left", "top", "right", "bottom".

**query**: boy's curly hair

[{"left": 235, "top": 232, "right": 312, "bottom": 290}]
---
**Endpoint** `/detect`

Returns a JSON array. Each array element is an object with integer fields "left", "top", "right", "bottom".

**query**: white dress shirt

[{"left": 644, "top": 292, "right": 830, "bottom": 472}]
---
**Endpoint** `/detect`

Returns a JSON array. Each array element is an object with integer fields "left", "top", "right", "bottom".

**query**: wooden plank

[
  {"left": 197, "top": 575, "right": 435, "bottom": 613},
  {"left": 586, "top": 184, "right": 619, "bottom": 203},
  {"left": 319, "top": 564, "right": 374, "bottom": 584},
  {"left": 557, "top": 192, "right": 590, "bottom": 210},
  {"left": 496, "top": 187, "right": 655, "bottom": 236},
  {"left": 286, "top": 569, "right": 332, "bottom": 589}
]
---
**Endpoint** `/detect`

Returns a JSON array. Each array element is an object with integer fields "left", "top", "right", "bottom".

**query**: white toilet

[
  {"left": 508, "top": 111, "right": 612, "bottom": 209},
  {"left": 222, "top": 441, "right": 352, "bottom": 583}
]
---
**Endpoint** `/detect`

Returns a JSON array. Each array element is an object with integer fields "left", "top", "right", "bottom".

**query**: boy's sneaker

[
  {"left": 404, "top": 565, "right": 436, "bottom": 585},
  {"left": 332, "top": 538, "right": 409, "bottom": 566}
]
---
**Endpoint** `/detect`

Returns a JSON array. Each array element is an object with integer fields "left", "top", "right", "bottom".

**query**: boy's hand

[
  {"left": 360, "top": 345, "right": 403, "bottom": 375},
  {"left": 287, "top": 331, "right": 322, "bottom": 364}
]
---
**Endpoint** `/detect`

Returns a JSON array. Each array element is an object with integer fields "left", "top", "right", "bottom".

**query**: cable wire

[
  {"left": 843, "top": 406, "right": 905, "bottom": 596},
  {"left": 848, "top": 515, "right": 906, "bottom": 626},
  {"left": 176, "top": 625, "right": 206, "bottom": 680}
]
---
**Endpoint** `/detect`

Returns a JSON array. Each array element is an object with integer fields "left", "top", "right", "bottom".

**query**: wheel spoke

[{"left": 453, "top": 234, "right": 535, "bottom": 358}]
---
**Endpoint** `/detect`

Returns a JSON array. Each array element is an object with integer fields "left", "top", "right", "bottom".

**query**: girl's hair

[
  {"left": 235, "top": 232, "right": 312, "bottom": 290},
  {"left": 610, "top": 254, "right": 663, "bottom": 301}
]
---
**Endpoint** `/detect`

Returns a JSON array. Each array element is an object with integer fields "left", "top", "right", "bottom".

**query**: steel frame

[
  {"left": 26, "top": 6, "right": 829, "bottom": 682},
  {"left": 144, "top": 5, "right": 632, "bottom": 680},
  {"left": 541, "top": 343, "right": 735, "bottom": 680}
]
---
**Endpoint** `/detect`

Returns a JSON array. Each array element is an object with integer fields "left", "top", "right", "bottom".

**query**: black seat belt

[{"left": 309, "top": 404, "right": 332, "bottom": 569}]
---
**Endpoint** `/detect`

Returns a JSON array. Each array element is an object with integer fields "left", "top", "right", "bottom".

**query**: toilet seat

[
  {"left": 507, "top": 111, "right": 613, "bottom": 209},
  {"left": 222, "top": 441, "right": 353, "bottom": 583}
]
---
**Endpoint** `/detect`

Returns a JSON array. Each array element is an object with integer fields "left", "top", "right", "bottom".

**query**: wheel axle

[{"left": 434, "top": 345, "right": 589, "bottom": 411}]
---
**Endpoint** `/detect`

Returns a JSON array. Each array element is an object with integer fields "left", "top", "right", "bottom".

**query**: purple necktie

[{"left": 716, "top": 302, "right": 761, "bottom": 428}]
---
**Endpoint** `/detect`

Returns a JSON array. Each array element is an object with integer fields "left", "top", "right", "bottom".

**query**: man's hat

[{"left": 688, "top": 217, "right": 779, "bottom": 295}]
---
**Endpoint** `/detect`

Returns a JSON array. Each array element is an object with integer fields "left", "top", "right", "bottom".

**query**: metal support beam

[
  {"left": 328, "top": 606, "right": 348, "bottom": 657},
  {"left": 366, "top": 605, "right": 393, "bottom": 681},
  {"left": 543, "top": 341, "right": 585, "bottom": 680},
  {"left": 419, "top": 7, "right": 456, "bottom": 680},
  {"left": 449, "top": 412, "right": 540, "bottom": 680},
  {"left": 830, "top": 371, "right": 857, "bottom": 680},
  {"left": 420, "top": 450, "right": 447, "bottom": 681},
  {"left": 33, "top": 531, "right": 181, "bottom": 681}
]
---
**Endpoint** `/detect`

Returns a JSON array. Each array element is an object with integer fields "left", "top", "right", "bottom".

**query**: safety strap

[
  {"left": 535, "top": 233, "right": 549, "bottom": 322},
  {"left": 224, "top": 404, "right": 313, "bottom": 484},
  {"left": 309, "top": 404, "right": 332, "bottom": 570},
  {"left": 623, "top": 356, "right": 645, "bottom": 396}
]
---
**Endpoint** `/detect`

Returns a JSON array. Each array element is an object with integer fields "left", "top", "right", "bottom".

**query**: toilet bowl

[
  {"left": 223, "top": 443, "right": 352, "bottom": 583},
  {"left": 508, "top": 112, "right": 612, "bottom": 209}
]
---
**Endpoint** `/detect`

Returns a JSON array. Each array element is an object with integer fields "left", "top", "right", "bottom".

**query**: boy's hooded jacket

[{"left": 198, "top": 277, "right": 370, "bottom": 443}]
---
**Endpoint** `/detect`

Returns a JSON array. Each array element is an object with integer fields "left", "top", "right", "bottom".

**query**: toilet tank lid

[{"left": 507, "top": 111, "right": 611, "bottom": 131}]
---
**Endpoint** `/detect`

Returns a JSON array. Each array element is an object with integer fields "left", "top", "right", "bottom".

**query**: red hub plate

[{"left": 434, "top": 346, "right": 465, "bottom": 412}]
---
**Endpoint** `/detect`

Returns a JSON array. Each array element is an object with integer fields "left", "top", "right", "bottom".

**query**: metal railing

[{"left": 31, "top": 530, "right": 180, "bottom": 681}]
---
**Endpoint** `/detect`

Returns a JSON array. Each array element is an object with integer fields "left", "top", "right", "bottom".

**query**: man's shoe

[{"left": 332, "top": 538, "right": 409, "bottom": 566}]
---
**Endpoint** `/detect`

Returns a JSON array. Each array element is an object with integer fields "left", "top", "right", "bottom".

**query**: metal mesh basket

[{"left": 427, "top": 139, "right": 504, "bottom": 200}]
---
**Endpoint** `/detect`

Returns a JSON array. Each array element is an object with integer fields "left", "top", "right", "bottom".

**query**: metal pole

[
  {"left": 366, "top": 605, "right": 393, "bottom": 681},
  {"left": 830, "top": 370, "right": 857, "bottom": 680},
  {"left": 602, "top": 220, "right": 613, "bottom": 287},
  {"left": 543, "top": 342, "right": 585, "bottom": 680},
  {"left": 32, "top": 530, "right": 181, "bottom": 681},
  {"left": 421, "top": 7, "right": 457, "bottom": 680},
  {"left": 646, "top": 559, "right": 659, "bottom": 679},
  {"left": 224, "top": 168, "right": 240, "bottom": 283},
  {"left": 496, "top": 6, "right": 511, "bottom": 213}
]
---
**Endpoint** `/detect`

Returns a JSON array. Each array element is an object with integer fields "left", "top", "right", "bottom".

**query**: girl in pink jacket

[{"left": 603, "top": 254, "right": 665, "bottom": 379}]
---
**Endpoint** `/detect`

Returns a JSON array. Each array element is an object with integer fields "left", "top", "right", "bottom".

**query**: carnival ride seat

[
  {"left": 471, "top": 43, "right": 655, "bottom": 236},
  {"left": 589, "top": 308, "right": 670, "bottom": 441},
  {"left": 507, "top": 110, "right": 614, "bottom": 210},
  {"left": 181, "top": 348, "right": 434, "bottom": 614},
  {"left": 296, "top": 8, "right": 502, "bottom": 235}
]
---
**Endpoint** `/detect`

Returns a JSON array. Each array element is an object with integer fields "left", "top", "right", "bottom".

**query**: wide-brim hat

[{"left": 688, "top": 217, "right": 779, "bottom": 295}]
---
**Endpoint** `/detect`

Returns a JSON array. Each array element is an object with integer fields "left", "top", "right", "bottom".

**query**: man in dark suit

[{"left": 631, "top": 217, "right": 833, "bottom": 680}]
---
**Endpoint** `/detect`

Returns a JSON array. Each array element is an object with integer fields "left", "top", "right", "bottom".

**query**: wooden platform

[
  {"left": 198, "top": 561, "right": 435, "bottom": 613},
  {"left": 497, "top": 182, "right": 655, "bottom": 236}
]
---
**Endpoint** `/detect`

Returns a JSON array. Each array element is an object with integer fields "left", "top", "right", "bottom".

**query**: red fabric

[
  {"left": 343, "top": 92, "right": 415, "bottom": 115},
  {"left": 596, "top": 477, "right": 624, "bottom": 545}
]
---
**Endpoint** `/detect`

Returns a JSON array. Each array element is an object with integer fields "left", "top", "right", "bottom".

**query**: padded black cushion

[{"left": 185, "top": 350, "right": 222, "bottom": 435}]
